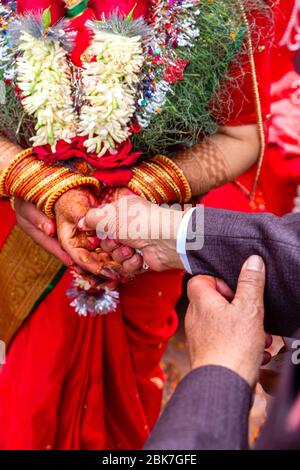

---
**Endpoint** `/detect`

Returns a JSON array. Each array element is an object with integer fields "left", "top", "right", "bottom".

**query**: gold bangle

[
  {"left": 25, "top": 168, "right": 71, "bottom": 203},
  {"left": 153, "top": 155, "right": 192, "bottom": 202},
  {"left": 35, "top": 173, "right": 79, "bottom": 211},
  {"left": 141, "top": 162, "right": 182, "bottom": 201},
  {"left": 128, "top": 178, "right": 157, "bottom": 204},
  {"left": 130, "top": 173, "right": 159, "bottom": 204},
  {"left": 9, "top": 160, "right": 44, "bottom": 195},
  {"left": 0, "top": 148, "right": 33, "bottom": 196},
  {"left": 128, "top": 181, "right": 147, "bottom": 199},
  {"left": 133, "top": 167, "right": 169, "bottom": 203}
]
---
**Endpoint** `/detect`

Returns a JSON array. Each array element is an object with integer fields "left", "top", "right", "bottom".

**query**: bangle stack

[
  {"left": 0, "top": 148, "right": 102, "bottom": 219},
  {"left": 128, "top": 155, "right": 192, "bottom": 204}
]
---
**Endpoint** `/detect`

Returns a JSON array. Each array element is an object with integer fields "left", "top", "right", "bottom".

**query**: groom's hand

[
  {"left": 185, "top": 256, "right": 271, "bottom": 387},
  {"left": 79, "top": 195, "right": 186, "bottom": 273}
]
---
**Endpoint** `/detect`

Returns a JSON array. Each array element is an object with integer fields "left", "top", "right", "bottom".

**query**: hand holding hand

[
  {"left": 185, "top": 255, "right": 271, "bottom": 387},
  {"left": 79, "top": 195, "right": 185, "bottom": 274},
  {"left": 55, "top": 187, "right": 106, "bottom": 275}
]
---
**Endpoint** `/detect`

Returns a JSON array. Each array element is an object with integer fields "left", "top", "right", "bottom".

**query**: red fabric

[
  {"left": 204, "top": 0, "right": 300, "bottom": 217},
  {"left": 260, "top": 145, "right": 300, "bottom": 216},
  {"left": 68, "top": 8, "right": 97, "bottom": 67},
  {"left": 35, "top": 137, "right": 141, "bottom": 186},
  {"left": 17, "top": 0, "right": 65, "bottom": 24},
  {"left": 90, "top": 0, "right": 151, "bottom": 19},
  {"left": 0, "top": 202, "right": 181, "bottom": 450},
  {"left": 271, "top": 0, "right": 296, "bottom": 82},
  {"left": 218, "top": 8, "right": 272, "bottom": 127}
]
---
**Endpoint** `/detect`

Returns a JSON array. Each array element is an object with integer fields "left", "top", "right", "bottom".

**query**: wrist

[
  {"left": 153, "top": 207, "right": 185, "bottom": 270},
  {"left": 191, "top": 355, "right": 259, "bottom": 388}
]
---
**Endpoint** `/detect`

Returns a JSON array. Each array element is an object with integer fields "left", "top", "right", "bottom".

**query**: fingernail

[
  {"left": 121, "top": 246, "right": 130, "bottom": 257},
  {"left": 43, "top": 223, "right": 53, "bottom": 236},
  {"left": 245, "top": 255, "right": 264, "bottom": 272},
  {"left": 97, "top": 230, "right": 107, "bottom": 240},
  {"left": 78, "top": 218, "right": 85, "bottom": 230}
]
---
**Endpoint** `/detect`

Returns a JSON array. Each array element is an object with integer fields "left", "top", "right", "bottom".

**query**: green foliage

[
  {"left": 133, "top": 0, "right": 272, "bottom": 156},
  {"left": 0, "top": 86, "right": 35, "bottom": 148},
  {"left": 42, "top": 7, "right": 52, "bottom": 29}
]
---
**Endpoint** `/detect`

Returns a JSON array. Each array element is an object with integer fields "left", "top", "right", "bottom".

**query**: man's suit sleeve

[
  {"left": 145, "top": 365, "right": 251, "bottom": 450},
  {"left": 186, "top": 208, "right": 300, "bottom": 337}
]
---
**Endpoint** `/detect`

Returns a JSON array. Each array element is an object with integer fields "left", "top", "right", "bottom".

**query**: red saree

[
  {"left": 0, "top": 0, "right": 272, "bottom": 450},
  {"left": 0, "top": 201, "right": 180, "bottom": 450}
]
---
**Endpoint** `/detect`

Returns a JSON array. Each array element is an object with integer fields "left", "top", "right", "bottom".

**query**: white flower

[
  {"left": 79, "top": 31, "right": 144, "bottom": 155},
  {"left": 17, "top": 32, "right": 77, "bottom": 149}
]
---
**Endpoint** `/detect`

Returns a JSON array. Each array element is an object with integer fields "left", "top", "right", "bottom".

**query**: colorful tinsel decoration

[
  {"left": 136, "top": 0, "right": 201, "bottom": 129},
  {"left": 0, "top": 0, "right": 17, "bottom": 82}
]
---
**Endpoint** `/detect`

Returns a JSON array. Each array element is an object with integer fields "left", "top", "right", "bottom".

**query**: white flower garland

[
  {"left": 17, "top": 31, "right": 77, "bottom": 148},
  {"left": 79, "top": 31, "right": 144, "bottom": 156}
]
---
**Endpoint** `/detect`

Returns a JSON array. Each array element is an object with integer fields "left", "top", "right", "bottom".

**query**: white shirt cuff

[{"left": 176, "top": 208, "right": 195, "bottom": 274}]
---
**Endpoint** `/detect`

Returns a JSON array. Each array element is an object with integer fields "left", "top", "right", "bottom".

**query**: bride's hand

[
  {"left": 15, "top": 198, "right": 73, "bottom": 266},
  {"left": 55, "top": 187, "right": 108, "bottom": 275}
]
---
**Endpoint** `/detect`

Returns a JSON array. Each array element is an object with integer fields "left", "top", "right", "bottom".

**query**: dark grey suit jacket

[
  {"left": 146, "top": 208, "right": 300, "bottom": 450},
  {"left": 146, "top": 357, "right": 300, "bottom": 450},
  {"left": 187, "top": 208, "right": 300, "bottom": 338}
]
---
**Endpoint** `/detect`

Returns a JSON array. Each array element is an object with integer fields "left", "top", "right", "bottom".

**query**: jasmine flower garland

[
  {"left": 16, "top": 23, "right": 77, "bottom": 149},
  {"left": 79, "top": 24, "right": 145, "bottom": 156}
]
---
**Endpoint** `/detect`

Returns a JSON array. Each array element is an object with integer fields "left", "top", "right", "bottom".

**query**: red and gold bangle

[
  {"left": 139, "top": 161, "right": 181, "bottom": 201},
  {"left": 128, "top": 175, "right": 158, "bottom": 204},
  {"left": 0, "top": 148, "right": 33, "bottom": 196},
  {"left": 133, "top": 167, "right": 169, "bottom": 204},
  {"left": 153, "top": 155, "right": 192, "bottom": 202},
  {"left": 1, "top": 149, "right": 102, "bottom": 219},
  {"left": 5, "top": 156, "right": 37, "bottom": 193},
  {"left": 128, "top": 155, "right": 192, "bottom": 204}
]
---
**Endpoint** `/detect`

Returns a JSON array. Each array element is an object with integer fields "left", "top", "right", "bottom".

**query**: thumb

[
  {"left": 79, "top": 203, "right": 118, "bottom": 239},
  {"left": 187, "top": 275, "right": 228, "bottom": 311},
  {"left": 234, "top": 255, "right": 266, "bottom": 308}
]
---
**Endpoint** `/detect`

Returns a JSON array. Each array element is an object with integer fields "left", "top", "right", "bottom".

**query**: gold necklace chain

[{"left": 237, "top": 0, "right": 266, "bottom": 201}]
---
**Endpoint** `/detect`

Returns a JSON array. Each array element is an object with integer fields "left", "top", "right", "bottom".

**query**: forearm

[
  {"left": 0, "top": 136, "right": 20, "bottom": 172},
  {"left": 145, "top": 366, "right": 251, "bottom": 450},
  {"left": 173, "top": 125, "right": 259, "bottom": 196},
  {"left": 187, "top": 208, "right": 300, "bottom": 337}
]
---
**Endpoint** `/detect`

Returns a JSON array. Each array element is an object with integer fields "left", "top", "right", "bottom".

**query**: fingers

[
  {"left": 262, "top": 351, "right": 272, "bottom": 366},
  {"left": 101, "top": 238, "right": 120, "bottom": 252},
  {"left": 215, "top": 278, "right": 234, "bottom": 301},
  {"left": 108, "top": 246, "right": 136, "bottom": 264},
  {"left": 78, "top": 205, "right": 116, "bottom": 236},
  {"left": 35, "top": 233, "right": 73, "bottom": 267},
  {"left": 265, "top": 333, "right": 273, "bottom": 349},
  {"left": 122, "top": 254, "right": 143, "bottom": 274},
  {"left": 233, "top": 255, "right": 266, "bottom": 311},
  {"left": 67, "top": 248, "right": 106, "bottom": 276},
  {"left": 15, "top": 198, "right": 56, "bottom": 237},
  {"left": 187, "top": 275, "right": 228, "bottom": 310},
  {"left": 17, "top": 214, "right": 72, "bottom": 266}
]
